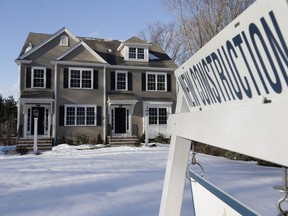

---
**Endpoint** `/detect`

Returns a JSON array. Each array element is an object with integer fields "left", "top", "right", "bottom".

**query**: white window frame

[
  {"left": 125, "top": 46, "right": 148, "bottom": 61},
  {"left": 60, "top": 35, "right": 69, "bottom": 46},
  {"left": 148, "top": 107, "right": 168, "bottom": 125},
  {"left": 146, "top": 72, "right": 167, "bottom": 91},
  {"left": 64, "top": 104, "right": 97, "bottom": 126},
  {"left": 115, "top": 70, "right": 128, "bottom": 91},
  {"left": 32, "top": 66, "right": 46, "bottom": 88},
  {"left": 68, "top": 67, "right": 93, "bottom": 89}
]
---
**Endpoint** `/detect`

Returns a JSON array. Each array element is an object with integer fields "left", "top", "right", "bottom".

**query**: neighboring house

[{"left": 15, "top": 27, "right": 177, "bottom": 147}]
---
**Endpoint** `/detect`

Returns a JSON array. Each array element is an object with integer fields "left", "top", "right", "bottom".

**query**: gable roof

[
  {"left": 17, "top": 28, "right": 177, "bottom": 69},
  {"left": 18, "top": 27, "right": 79, "bottom": 59},
  {"left": 55, "top": 41, "right": 107, "bottom": 63}
]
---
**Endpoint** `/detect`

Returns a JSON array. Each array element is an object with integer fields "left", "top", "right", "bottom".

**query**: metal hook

[
  {"left": 186, "top": 151, "right": 204, "bottom": 181},
  {"left": 274, "top": 168, "right": 288, "bottom": 215}
]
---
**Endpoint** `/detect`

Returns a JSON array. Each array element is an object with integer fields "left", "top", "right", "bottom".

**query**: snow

[{"left": 0, "top": 144, "right": 282, "bottom": 216}]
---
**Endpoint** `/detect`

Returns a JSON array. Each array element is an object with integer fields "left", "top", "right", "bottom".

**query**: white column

[
  {"left": 33, "top": 117, "right": 38, "bottom": 153},
  {"left": 103, "top": 65, "right": 106, "bottom": 143},
  {"left": 159, "top": 135, "right": 191, "bottom": 216}
]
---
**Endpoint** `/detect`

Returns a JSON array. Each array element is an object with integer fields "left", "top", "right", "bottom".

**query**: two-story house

[{"left": 15, "top": 27, "right": 177, "bottom": 148}]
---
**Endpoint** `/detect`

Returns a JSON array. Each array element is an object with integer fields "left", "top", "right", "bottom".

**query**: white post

[
  {"left": 145, "top": 110, "right": 148, "bottom": 147},
  {"left": 159, "top": 135, "right": 191, "bottom": 216},
  {"left": 33, "top": 117, "right": 38, "bottom": 154}
]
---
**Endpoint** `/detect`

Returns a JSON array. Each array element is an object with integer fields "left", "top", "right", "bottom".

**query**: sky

[{"left": 0, "top": 0, "right": 174, "bottom": 100}]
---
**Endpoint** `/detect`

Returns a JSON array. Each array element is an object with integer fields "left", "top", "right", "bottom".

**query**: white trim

[
  {"left": 22, "top": 104, "right": 52, "bottom": 139},
  {"left": 103, "top": 65, "right": 107, "bottom": 142},
  {"left": 31, "top": 66, "right": 46, "bottom": 88},
  {"left": 60, "top": 35, "right": 69, "bottom": 46},
  {"left": 146, "top": 72, "right": 167, "bottom": 91},
  {"left": 51, "top": 60, "right": 176, "bottom": 72},
  {"left": 15, "top": 59, "right": 32, "bottom": 65},
  {"left": 143, "top": 101, "right": 172, "bottom": 139},
  {"left": 117, "top": 41, "right": 152, "bottom": 51},
  {"left": 18, "top": 27, "right": 80, "bottom": 59},
  {"left": 68, "top": 67, "right": 93, "bottom": 89},
  {"left": 64, "top": 104, "right": 97, "bottom": 126},
  {"left": 55, "top": 41, "right": 107, "bottom": 63},
  {"left": 115, "top": 70, "right": 128, "bottom": 91},
  {"left": 125, "top": 46, "right": 148, "bottom": 62}
]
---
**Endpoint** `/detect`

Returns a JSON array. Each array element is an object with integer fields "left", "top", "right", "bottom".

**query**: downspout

[
  {"left": 103, "top": 65, "right": 107, "bottom": 143},
  {"left": 53, "top": 63, "right": 58, "bottom": 145},
  {"left": 16, "top": 63, "right": 21, "bottom": 134}
]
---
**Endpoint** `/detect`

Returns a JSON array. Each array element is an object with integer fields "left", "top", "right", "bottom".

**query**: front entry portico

[
  {"left": 20, "top": 98, "right": 53, "bottom": 139},
  {"left": 107, "top": 93, "right": 138, "bottom": 136}
]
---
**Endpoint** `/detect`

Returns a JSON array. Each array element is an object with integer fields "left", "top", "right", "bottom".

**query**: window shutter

[
  {"left": 97, "top": 106, "right": 102, "bottom": 126},
  {"left": 26, "top": 67, "right": 31, "bottom": 88},
  {"left": 64, "top": 68, "right": 69, "bottom": 88},
  {"left": 46, "top": 68, "right": 51, "bottom": 89},
  {"left": 128, "top": 72, "right": 132, "bottom": 91},
  {"left": 167, "top": 74, "right": 172, "bottom": 92},
  {"left": 59, "top": 106, "right": 64, "bottom": 126},
  {"left": 111, "top": 71, "right": 115, "bottom": 90},
  {"left": 142, "top": 73, "right": 146, "bottom": 91},
  {"left": 93, "top": 70, "right": 98, "bottom": 89}
]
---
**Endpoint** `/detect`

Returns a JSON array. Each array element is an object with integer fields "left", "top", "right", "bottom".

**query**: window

[
  {"left": 65, "top": 105, "right": 96, "bottom": 126},
  {"left": 129, "top": 47, "right": 145, "bottom": 60},
  {"left": 32, "top": 67, "right": 46, "bottom": 88},
  {"left": 116, "top": 71, "right": 128, "bottom": 90},
  {"left": 146, "top": 72, "right": 167, "bottom": 91},
  {"left": 69, "top": 68, "right": 93, "bottom": 89},
  {"left": 148, "top": 107, "right": 167, "bottom": 125},
  {"left": 60, "top": 36, "right": 69, "bottom": 46}
]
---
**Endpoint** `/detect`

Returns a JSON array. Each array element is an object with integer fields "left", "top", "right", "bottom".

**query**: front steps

[
  {"left": 17, "top": 138, "right": 53, "bottom": 151},
  {"left": 108, "top": 136, "right": 139, "bottom": 146}
]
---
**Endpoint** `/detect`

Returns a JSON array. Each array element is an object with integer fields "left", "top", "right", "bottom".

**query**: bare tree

[
  {"left": 163, "top": 0, "right": 255, "bottom": 56},
  {"left": 139, "top": 21, "right": 189, "bottom": 65}
]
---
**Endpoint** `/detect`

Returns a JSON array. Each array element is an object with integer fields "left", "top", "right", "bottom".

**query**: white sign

[
  {"left": 168, "top": 0, "right": 288, "bottom": 167},
  {"left": 160, "top": 1, "right": 288, "bottom": 216},
  {"left": 176, "top": 0, "right": 288, "bottom": 112},
  {"left": 189, "top": 171, "right": 258, "bottom": 216}
]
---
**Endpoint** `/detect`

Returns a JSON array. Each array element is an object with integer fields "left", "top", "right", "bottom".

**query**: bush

[
  {"left": 140, "top": 133, "right": 145, "bottom": 143},
  {"left": 59, "top": 136, "right": 66, "bottom": 144},
  {"left": 97, "top": 133, "right": 103, "bottom": 144},
  {"left": 16, "top": 146, "right": 28, "bottom": 155},
  {"left": 76, "top": 133, "right": 89, "bottom": 145}
]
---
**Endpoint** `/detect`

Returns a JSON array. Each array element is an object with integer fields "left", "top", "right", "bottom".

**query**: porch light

[{"left": 33, "top": 108, "right": 39, "bottom": 118}]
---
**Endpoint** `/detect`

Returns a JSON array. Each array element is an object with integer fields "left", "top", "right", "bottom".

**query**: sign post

[
  {"left": 159, "top": 1, "right": 288, "bottom": 215},
  {"left": 33, "top": 108, "right": 39, "bottom": 155}
]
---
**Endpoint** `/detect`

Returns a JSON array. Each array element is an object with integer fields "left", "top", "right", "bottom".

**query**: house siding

[{"left": 16, "top": 28, "right": 177, "bottom": 145}]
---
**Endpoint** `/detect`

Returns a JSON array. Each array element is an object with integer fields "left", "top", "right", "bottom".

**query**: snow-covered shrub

[{"left": 76, "top": 133, "right": 89, "bottom": 145}]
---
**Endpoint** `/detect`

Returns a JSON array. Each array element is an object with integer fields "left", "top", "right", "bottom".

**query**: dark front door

[
  {"left": 115, "top": 108, "right": 126, "bottom": 133},
  {"left": 31, "top": 107, "right": 45, "bottom": 135}
]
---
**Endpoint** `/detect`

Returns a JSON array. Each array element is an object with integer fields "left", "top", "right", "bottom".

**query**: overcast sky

[{"left": 0, "top": 0, "right": 173, "bottom": 99}]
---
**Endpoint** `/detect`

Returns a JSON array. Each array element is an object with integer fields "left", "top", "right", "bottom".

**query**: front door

[
  {"left": 114, "top": 108, "right": 126, "bottom": 134},
  {"left": 31, "top": 107, "right": 45, "bottom": 135}
]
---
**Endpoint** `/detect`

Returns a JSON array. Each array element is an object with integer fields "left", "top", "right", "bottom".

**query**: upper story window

[
  {"left": 60, "top": 36, "right": 69, "bottom": 46},
  {"left": 32, "top": 67, "right": 46, "bottom": 88},
  {"left": 146, "top": 72, "right": 167, "bottom": 91},
  {"left": 116, "top": 71, "right": 128, "bottom": 90},
  {"left": 69, "top": 67, "right": 93, "bottom": 89},
  {"left": 129, "top": 47, "right": 145, "bottom": 60}
]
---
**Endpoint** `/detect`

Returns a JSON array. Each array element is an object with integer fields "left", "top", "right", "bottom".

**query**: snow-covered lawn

[{"left": 0, "top": 144, "right": 282, "bottom": 216}]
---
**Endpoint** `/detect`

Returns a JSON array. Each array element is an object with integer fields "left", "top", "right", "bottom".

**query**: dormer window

[
  {"left": 60, "top": 36, "right": 69, "bottom": 46},
  {"left": 129, "top": 47, "right": 145, "bottom": 60}
]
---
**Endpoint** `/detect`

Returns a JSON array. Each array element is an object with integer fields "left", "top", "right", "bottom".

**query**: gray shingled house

[{"left": 15, "top": 27, "right": 177, "bottom": 150}]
